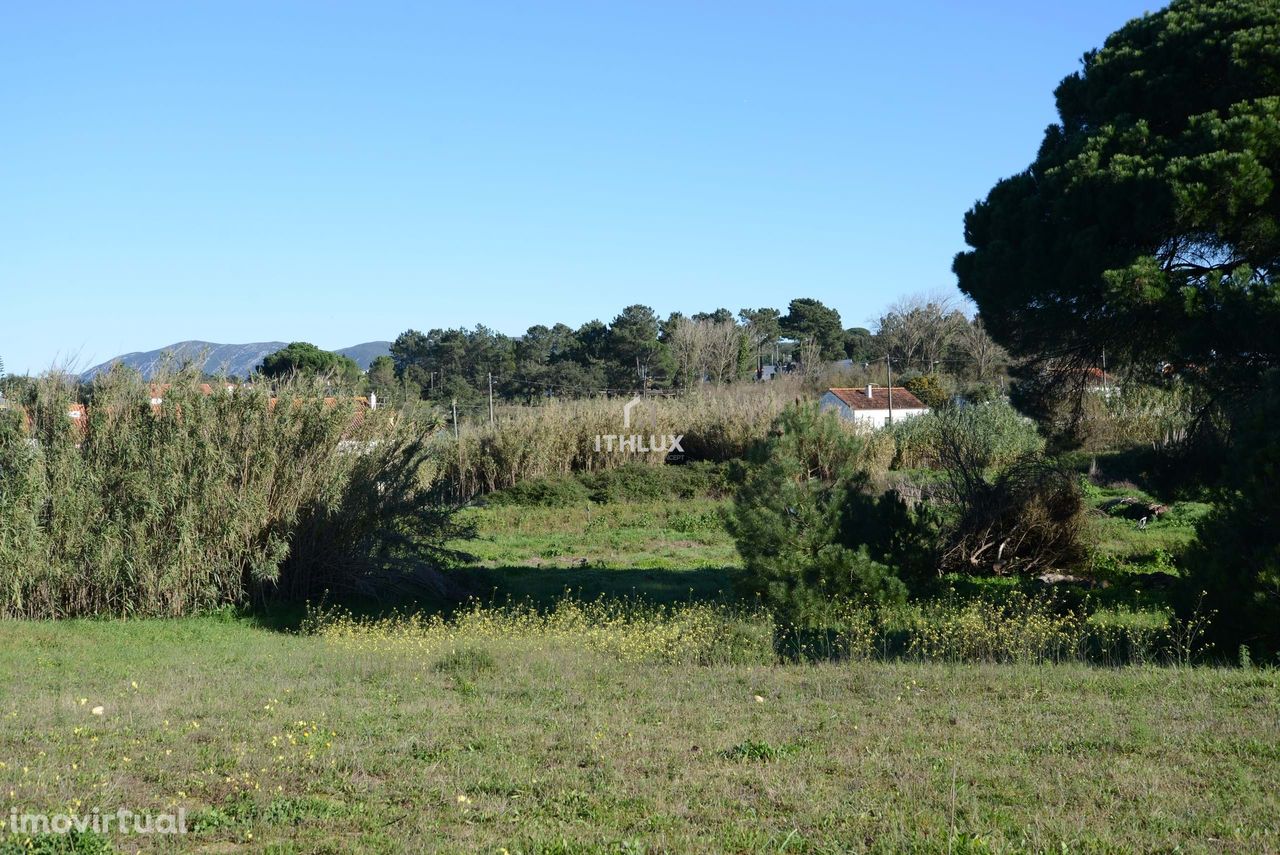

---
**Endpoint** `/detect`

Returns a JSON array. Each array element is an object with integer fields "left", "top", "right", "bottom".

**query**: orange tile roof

[{"left": 827, "top": 386, "right": 927, "bottom": 410}]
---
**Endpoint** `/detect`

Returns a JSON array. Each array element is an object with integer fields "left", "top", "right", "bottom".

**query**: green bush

[
  {"left": 0, "top": 368, "right": 470, "bottom": 618},
  {"left": 902, "top": 373, "right": 951, "bottom": 409},
  {"left": 483, "top": 474, "right": 592, "bottom": 507},
  {"left": 727, "top": 404, "right": 908, "bottom": 620},
  {"left": 1186, "top": 369, "right": 1280, "bottom": 659},
  {"left": 581, "top": 464, "right": 678, "bottom": 504},
  {"left": 838, "top": 489, "right": 944, "bottom": 593},
  {"left": 581, "top": 461, "right": 733, "bottom": 504},
  {"left": 890, "top": 400, "right": 1043, "bottom": 470},
  {"left": 666, "top": 507, "right": 723, "bottom": 534},
  {"left": 478, "top": 461, "right": 737, "bottom": 507}
]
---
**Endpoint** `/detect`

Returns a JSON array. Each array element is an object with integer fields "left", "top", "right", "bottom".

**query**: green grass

[
  {"left": 446, "top": 492, "right": 1204, "bottom": 625},
  {"left": 0, "top": 477, "right": 1245, "bottom": 852},
  {"left": 1, "top": 615, "right": 1277, "bottom": 853},
  {"left": 444, "top": 500, "right": 740, "bottom": 605},
  {"left": 454, "top": 500, "right": 738, "bottom": 570},
  {"left": 1082, "top": 483, "right": 1211, "bottom": 571},
  {"left": 452, "top": 490, "right": 1207, "bottom": 611}
]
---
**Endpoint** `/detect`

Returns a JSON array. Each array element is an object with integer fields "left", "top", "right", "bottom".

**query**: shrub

[
  {"left": 838, "top": 489, "right": 944, "bottom": 593},
  {"left": 581, "top": 464, "right": 678, "bottom": 504},
  {"left": 727, "top": 404, "right": 908, "bottom": 620},
  {"left": 1186, "top": 369, "right": 1280, "bottom": 659},
  {"left": 483, "top": 474, "right": 592, "bottom": 507},
  {"left": 902, "top": 373, "right": 951, "bottom": 409},
  {"left": 939, "top": 455, "right": 1088, "bottom": 576},
  {"left": 582, "top": 461, "right": 734, "bottom": 504},
  {"left": 482, "top": 461, "right": 737, "bottom": 507},
  {"left": 891, "top": 400, "right": 1043, "bottom": 470},
  {"left": 0, "top": 368, "right": 470, "bottom": 618},
  {"left": 896, "top": 404, "right": 1086, "bottom": 577}
]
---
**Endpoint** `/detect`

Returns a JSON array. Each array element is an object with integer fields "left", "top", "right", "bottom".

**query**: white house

[{"left": 820, "top": 385, "right": 929, "bottom": 429}]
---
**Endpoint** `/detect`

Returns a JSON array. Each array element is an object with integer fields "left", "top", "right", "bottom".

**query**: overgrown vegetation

[
  {"left": 729, "top": 402, "right": 1093, "bottom": 622},
  {"left": 953, "top": 0, "right": 1280, "bottom": 657},
  {"left": 434, "top": 383, "right": 797, "bottom": 501},
  {"left": 727, "top": 404, "right": 906, "bottom": 618},
  {"left": 1187, "top": 369, "right": 1280, "bottom": 657},
  {"left": 0, "top": 369, "right": 469, "bottom": 618},
  {"left": 483, "top": 460, "right": 735, "bottom": 507},
  {"left": 305, "top": 589, "right": 1216, "bottom": 667}
]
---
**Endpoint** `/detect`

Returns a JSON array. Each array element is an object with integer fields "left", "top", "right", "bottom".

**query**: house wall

[
  {"left": 819, "top": 392, "right": 854, "bottom": 420},
  {"left": 819, "top": 393, "right": 928, "bottom": 429}
]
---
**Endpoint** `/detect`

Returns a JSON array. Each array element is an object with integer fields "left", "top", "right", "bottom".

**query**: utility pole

[
  {"left": 1102, "top": 348, "right": 1108, "bottom": 395},
  {"left": 451, "top": 398, "right": 459, "bottom": 440},
  {"left": 886, "top": 356, "right": 894, "bottom": 425},
  {"left": 487, "top": 372, "right": 495, "bottom": 426}
]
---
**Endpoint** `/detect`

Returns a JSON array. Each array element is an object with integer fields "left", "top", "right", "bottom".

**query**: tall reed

[
  {"left": 435, "top": 380, "right": 808, "bottom": 501},
  {"left": 0, "top": 368, "right": 465, "bottom": 618}
]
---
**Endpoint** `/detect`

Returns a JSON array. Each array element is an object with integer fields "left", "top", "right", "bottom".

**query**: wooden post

[{"left": 886, "top": 356, "right": 894, "bottom": 425}]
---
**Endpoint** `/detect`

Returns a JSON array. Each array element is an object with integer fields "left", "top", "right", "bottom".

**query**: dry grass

[{"left": 434, "top": 381, "right": 810, "bottom": 501}]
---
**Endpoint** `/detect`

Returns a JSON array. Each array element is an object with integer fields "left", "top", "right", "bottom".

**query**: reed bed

[
  {"left": 0, "top": 369, "right": 460, "bottom": 619},
  {"left": 434, "top": 380, "right": 808, "bottom": 501}
]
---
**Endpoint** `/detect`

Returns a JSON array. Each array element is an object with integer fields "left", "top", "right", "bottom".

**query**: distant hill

[
  {"left": 81, "top": 340, "right": 392, "bottom": 380},
  {"left": 334, "top": 341, "right": 393, "bottom": 369}
]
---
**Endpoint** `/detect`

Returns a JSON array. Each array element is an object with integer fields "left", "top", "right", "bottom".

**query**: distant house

[{"left": 820, "top": 385, "right": 928, "bottom": 429}]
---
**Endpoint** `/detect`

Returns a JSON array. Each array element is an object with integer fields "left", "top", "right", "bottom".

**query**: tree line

[{"left": 363, "top": 294, "right": 1006, "bottom": 406}]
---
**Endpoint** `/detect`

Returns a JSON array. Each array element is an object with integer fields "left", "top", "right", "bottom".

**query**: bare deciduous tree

[
  {"left": 669, "top": 317, "right": 746, "bottom": 387},
  {"left": 875, "top": 293, "right": 967, "bottom": 373},
  {"left": 798, "top": 338, "right": 824, "bottom": 381},
  {"left": 958, "top": 315, "right": 1009, "bottom": 382}
]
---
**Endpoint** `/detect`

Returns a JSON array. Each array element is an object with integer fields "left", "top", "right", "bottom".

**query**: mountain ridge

[{"left": 80, "top": 340, "right": 392, "bottom": 380}]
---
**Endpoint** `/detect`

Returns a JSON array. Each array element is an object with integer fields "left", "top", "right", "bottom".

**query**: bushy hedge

[
  {"left": 0, "top": 370, "right": 468, "bottom": 618},
  {"left": 890, "top": 400, "right": 1043, "bottom": 470}
]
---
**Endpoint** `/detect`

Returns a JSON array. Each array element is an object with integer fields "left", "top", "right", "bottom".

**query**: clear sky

[{"left": 1, "top": 1, "right": 1157, "bottom": 374}]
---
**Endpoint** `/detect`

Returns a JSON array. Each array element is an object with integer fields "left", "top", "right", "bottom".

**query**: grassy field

[
  {"left": 455, "top": 501, "right": 739, "bottom": 570},
  {"left": 0, "top": 486, "right": 1256, "bottom": 854},
  {"left": 447, "top": 486, "right": 1208, "bottom": 608},
  {"left": 448, "top": 501, "right": 738, "bottom": 605},
  {"left": 1, "top": 615, "right": 1278, "bottom": 854},
  {"left": 1084, "top": 486, "right": 1210, "bottom": 568}
]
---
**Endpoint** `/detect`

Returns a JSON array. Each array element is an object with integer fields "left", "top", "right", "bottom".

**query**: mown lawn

[{"left": 1, "top": 616, "right": 1278, "bottom": 853}]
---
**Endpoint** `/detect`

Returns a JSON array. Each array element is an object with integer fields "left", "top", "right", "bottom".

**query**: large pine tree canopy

[{"left": 954, "top": 0, "right": 1280, "bottom": 395}]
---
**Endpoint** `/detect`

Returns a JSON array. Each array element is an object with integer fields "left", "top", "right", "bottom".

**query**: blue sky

[{"left": 1, "top": 1, "right": 1156, "bottom": 374}]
